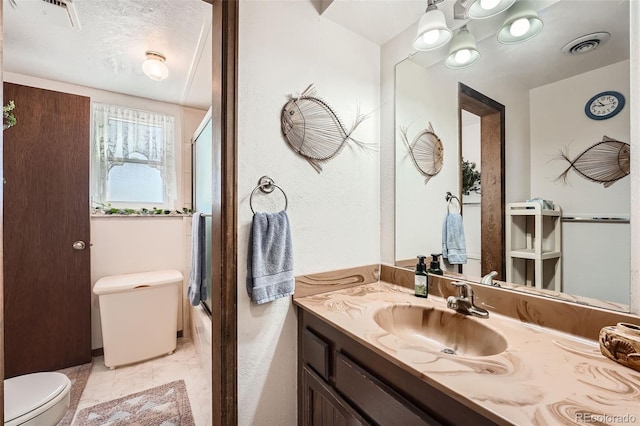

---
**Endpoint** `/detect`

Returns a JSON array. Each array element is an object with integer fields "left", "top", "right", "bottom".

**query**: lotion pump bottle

[
  {"left": 415, "top": 255, "right": 428, "bottom": 298},
  {"left": 427, "top": 253, "right": 444, "bottom": 275}
]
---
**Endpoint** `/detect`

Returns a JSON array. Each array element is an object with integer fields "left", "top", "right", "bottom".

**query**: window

[{"left": 91, "top": 103, "right": 177, "bottom": 209}]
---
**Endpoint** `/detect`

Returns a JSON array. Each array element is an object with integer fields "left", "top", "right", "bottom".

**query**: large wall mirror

[{"left": 395, "top": 0, "right": 631, "bottom": 312}]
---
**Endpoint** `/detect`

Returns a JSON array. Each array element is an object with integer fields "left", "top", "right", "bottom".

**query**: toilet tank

[{"left": 94, "top": 269, "right": 183, "bottom": 368}]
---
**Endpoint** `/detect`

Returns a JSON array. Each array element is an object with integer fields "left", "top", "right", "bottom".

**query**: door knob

[{"left": 72, "top": 241, "right": 86, "bottom": 250}]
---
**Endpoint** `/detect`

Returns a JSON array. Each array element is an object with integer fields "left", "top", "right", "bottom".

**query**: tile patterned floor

[{"left": 73, "top": 338, "right": 212, "bottom": 425}]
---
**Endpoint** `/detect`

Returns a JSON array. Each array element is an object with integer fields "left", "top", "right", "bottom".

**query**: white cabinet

[{"left": 506, "top": 202, "right": 561, "bottom": 291}]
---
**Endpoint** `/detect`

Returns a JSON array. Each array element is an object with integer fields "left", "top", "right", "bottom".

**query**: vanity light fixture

[
  {"left": 142, "top": 51, "right": 169, "bottom": 81},
  {"left": 496, "top": 1, "right": 543, "bottom": 44},
  {"left": 413, "top": 0, "right": 452, "bottom": 51},
  {"left": 467, "top": 0, "right": 516, "bottom": 19},
  {"left": 445, "top": 25, "right": 480, "bottom": 69}
]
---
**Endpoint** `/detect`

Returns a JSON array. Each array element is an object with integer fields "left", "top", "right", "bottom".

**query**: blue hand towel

[
  {"left": 188, "top": 212, "right": 206, "bottom": 306},
  {"left": 442, "top": 212, "right": 467, "bottom": 264},
  {"left": 246, "top": 211, "right": 294, "bottom": 304}
]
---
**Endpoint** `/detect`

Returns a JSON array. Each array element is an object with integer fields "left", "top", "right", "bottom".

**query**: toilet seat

[{"left": 4, "top": 372, "right": 71, "bottom": 425}]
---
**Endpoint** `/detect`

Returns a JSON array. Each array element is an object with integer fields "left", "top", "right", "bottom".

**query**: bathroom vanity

[
  {"left": 295, "top": 272, "right": 640, "bottom": 426},
  {"left": 298, "top": 306, "right": 494, "bottom": 425}
]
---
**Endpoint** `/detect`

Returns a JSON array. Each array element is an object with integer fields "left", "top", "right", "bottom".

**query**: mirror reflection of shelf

[{"left": 506, "top": 202, "right": 562, "bottom": 292}]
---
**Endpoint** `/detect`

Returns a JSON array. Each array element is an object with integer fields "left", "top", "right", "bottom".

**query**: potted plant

[
  {"left": 461, "top": 158, "right": 481, "bottom": 196},
  {"left": 4, "top": 101, "right": 16, "bottom": 130}
]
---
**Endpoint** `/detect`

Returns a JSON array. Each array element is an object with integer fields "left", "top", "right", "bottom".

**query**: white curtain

[{"left": 91, "top": 103, "right": 177, "bottom": 207}]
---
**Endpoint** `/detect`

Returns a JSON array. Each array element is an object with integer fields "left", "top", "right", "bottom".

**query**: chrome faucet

[
  {"left": 446, "top": 281, "right": 489, "bottom": 318},
  {"left": 481, "top": 271, "right": 500, "bottom": 287}
]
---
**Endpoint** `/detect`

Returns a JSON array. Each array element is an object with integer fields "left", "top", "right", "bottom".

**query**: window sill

[{"left": 91, "top": 213, "right": 193, "bottom": 218}]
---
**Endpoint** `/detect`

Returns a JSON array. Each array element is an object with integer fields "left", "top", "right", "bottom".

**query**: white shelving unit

[{"left": 506, "top": 202, "right": 562, "bottom": 291}]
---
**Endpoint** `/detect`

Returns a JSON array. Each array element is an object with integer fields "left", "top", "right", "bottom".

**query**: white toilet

[{"left": 4, "top": 372, "right": 71, "bottom": 426}]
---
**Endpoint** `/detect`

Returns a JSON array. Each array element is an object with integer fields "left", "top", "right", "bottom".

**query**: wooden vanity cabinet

[
  {"left": 302, "top": 366, "right": 368, "bottom": 425},
  {"left": 298, "top": 308, "right": 498, "bottom": 426}
]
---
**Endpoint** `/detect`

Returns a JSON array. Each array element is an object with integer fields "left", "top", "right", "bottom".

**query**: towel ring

[
  {"left": 445, "top": 191, "right": 461, "bottom": 214},
  {"left": 250, "top": 176, "right": 288, "bottom": 214}
]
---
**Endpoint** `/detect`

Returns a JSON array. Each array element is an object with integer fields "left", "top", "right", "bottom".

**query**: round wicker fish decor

[
  {"left": 555, "top": 135, "right": 630, "bottom": 188},
  {"left": 399, "top": 122, "right": 444, "bottom": 184},
  {"left": 281, "top": 84, "right": 374, "bottom": 173}
]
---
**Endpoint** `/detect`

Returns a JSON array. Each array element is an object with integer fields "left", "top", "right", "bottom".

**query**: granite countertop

[{"left": 294, "top": 281, "right": 640, "bottom": 426}]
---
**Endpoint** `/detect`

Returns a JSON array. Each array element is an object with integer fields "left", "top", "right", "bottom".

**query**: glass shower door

[{"left": 192, "top": 110, "right": 213, "bottom": 313}]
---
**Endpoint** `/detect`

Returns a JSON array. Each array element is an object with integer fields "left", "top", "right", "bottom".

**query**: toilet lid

[{"left": 4, "top": 372, "right": 70, "bottom": 422}]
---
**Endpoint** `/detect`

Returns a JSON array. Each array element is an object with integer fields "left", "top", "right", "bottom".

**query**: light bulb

[
  {"left": 422, "top": 29, "right": 440, "bottom": 45},
  {"left": 509, "top": 17, "right": 531, "bottom": 37},
  {"left": 479, "top": 0, "right": 500, "bottom": 10},
  {"left": 454, "top": 49, "right": 471, "bottom": 64}
]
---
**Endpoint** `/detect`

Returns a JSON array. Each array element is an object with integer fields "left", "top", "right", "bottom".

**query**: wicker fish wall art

[
  {"left": 555, "top": 135, "right": 630, "bottom": 188},
  {"left": 399, "top": 122, "right": 444, "bottom": 184},
  {"left": 281, "top": 84, "right": 373, "bottom": 173}
]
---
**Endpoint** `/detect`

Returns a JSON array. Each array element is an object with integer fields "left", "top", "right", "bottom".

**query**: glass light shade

[
  {"left": 497, "top": 2, "right": 543, "bottom": 44},
  {"left": 445, "top": 27, "right": 480, "bottom": 69},
  {"left": 467, "top": 0, "right": 515, "bottom": 19},
  {"left": 413, "top": 8, "right": 452, "bottom": 51},
  {"left": 142, "top": 52, "right": 169, "bottom": 81}
]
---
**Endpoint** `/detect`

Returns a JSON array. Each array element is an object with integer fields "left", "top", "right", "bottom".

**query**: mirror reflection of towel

[
  {"left": 442, "top": 212, "right": 467, "bottom": 264},
  {"left": 246, "top": 211, "right": 294, "bottom": 304}
]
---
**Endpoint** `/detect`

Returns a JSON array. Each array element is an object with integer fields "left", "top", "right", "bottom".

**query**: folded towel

[
  {"left": 246, "top": 211, "right": 294, "bottom": 304},
  {"left": 526, "top": 198, "right": 554, "bottom": 210},
  {"left": 188, "top": 212, "right": 206, "bottom": 306},
  {"left": 442, "top": 212, "right": 467, "bottom": 264}
]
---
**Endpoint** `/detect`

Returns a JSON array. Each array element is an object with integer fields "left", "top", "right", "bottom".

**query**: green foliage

[
  {"left": 461, "top": 159, "right": 481, "bottom": 196},
  {"left": 3, "top": 101, "right": 17, "bottom": 130},
  {"left": 92, "top": 203, "right": 193, "bottom": 216}
]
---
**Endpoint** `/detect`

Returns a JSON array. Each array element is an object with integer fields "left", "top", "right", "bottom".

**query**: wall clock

[{"left": 584, "top": 91, "right": 625, "bottom": 120}]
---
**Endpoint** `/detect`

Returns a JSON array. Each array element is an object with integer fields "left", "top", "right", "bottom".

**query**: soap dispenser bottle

[
  {"left": 427, "top": 253, "right": 444, "bottom": 275},
  {"left": 415, "top": 255, "right": 428, "bottom": 298}
]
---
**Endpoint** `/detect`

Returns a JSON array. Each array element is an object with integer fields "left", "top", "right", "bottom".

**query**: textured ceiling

[
  {"left": 5, "top": 1, "right": 626, "bottom": 109},
  {"left": 3, "top": 0, "right": 212, "bottom": 110}
]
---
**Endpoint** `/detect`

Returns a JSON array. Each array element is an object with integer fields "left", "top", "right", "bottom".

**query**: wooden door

[{"left": 3, "top": 83, "right": 91, "bottom": 377}]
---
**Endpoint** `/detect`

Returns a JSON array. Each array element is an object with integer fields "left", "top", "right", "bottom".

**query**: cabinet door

[{"left": 302, "top": 366, "right": 368, "bottom": 426}]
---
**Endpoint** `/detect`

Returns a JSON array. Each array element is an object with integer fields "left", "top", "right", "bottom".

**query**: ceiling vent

[
  {"left": 561, "top": 32, "right": 610, "bottom": 55},
  {"left": 9, "top": 0, "right": 82, "bottom": 30}
]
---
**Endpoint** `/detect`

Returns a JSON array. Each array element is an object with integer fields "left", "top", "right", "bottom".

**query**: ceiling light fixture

[
  {"left": 467, "top": 0, "right": 515, "bottom": 19},
  {"left": 142, "top": 51, "right": 169, "bottom": 81},
  {"left": 413, "top": 0, "right": 452, "bottom": 51},
  {"left": 497, "top": 1, "right": 543, "bottom": 44},
  {"left": 445, "top": 25, "right": 480, "bottom": 69}
]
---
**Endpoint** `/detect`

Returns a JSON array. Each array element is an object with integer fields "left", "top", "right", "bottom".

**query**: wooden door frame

[
  {"left": 458, "top": 83, "right": 506, "bottom": 280},
  {"left": 209, "top": 0, "right": 238, "bottom": 424},
  {"left": 1, "top": 0, "right": 4, "bottom": 420},
  {"left": 0, "top": 1, "right": 239, "bottom": 423}
]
